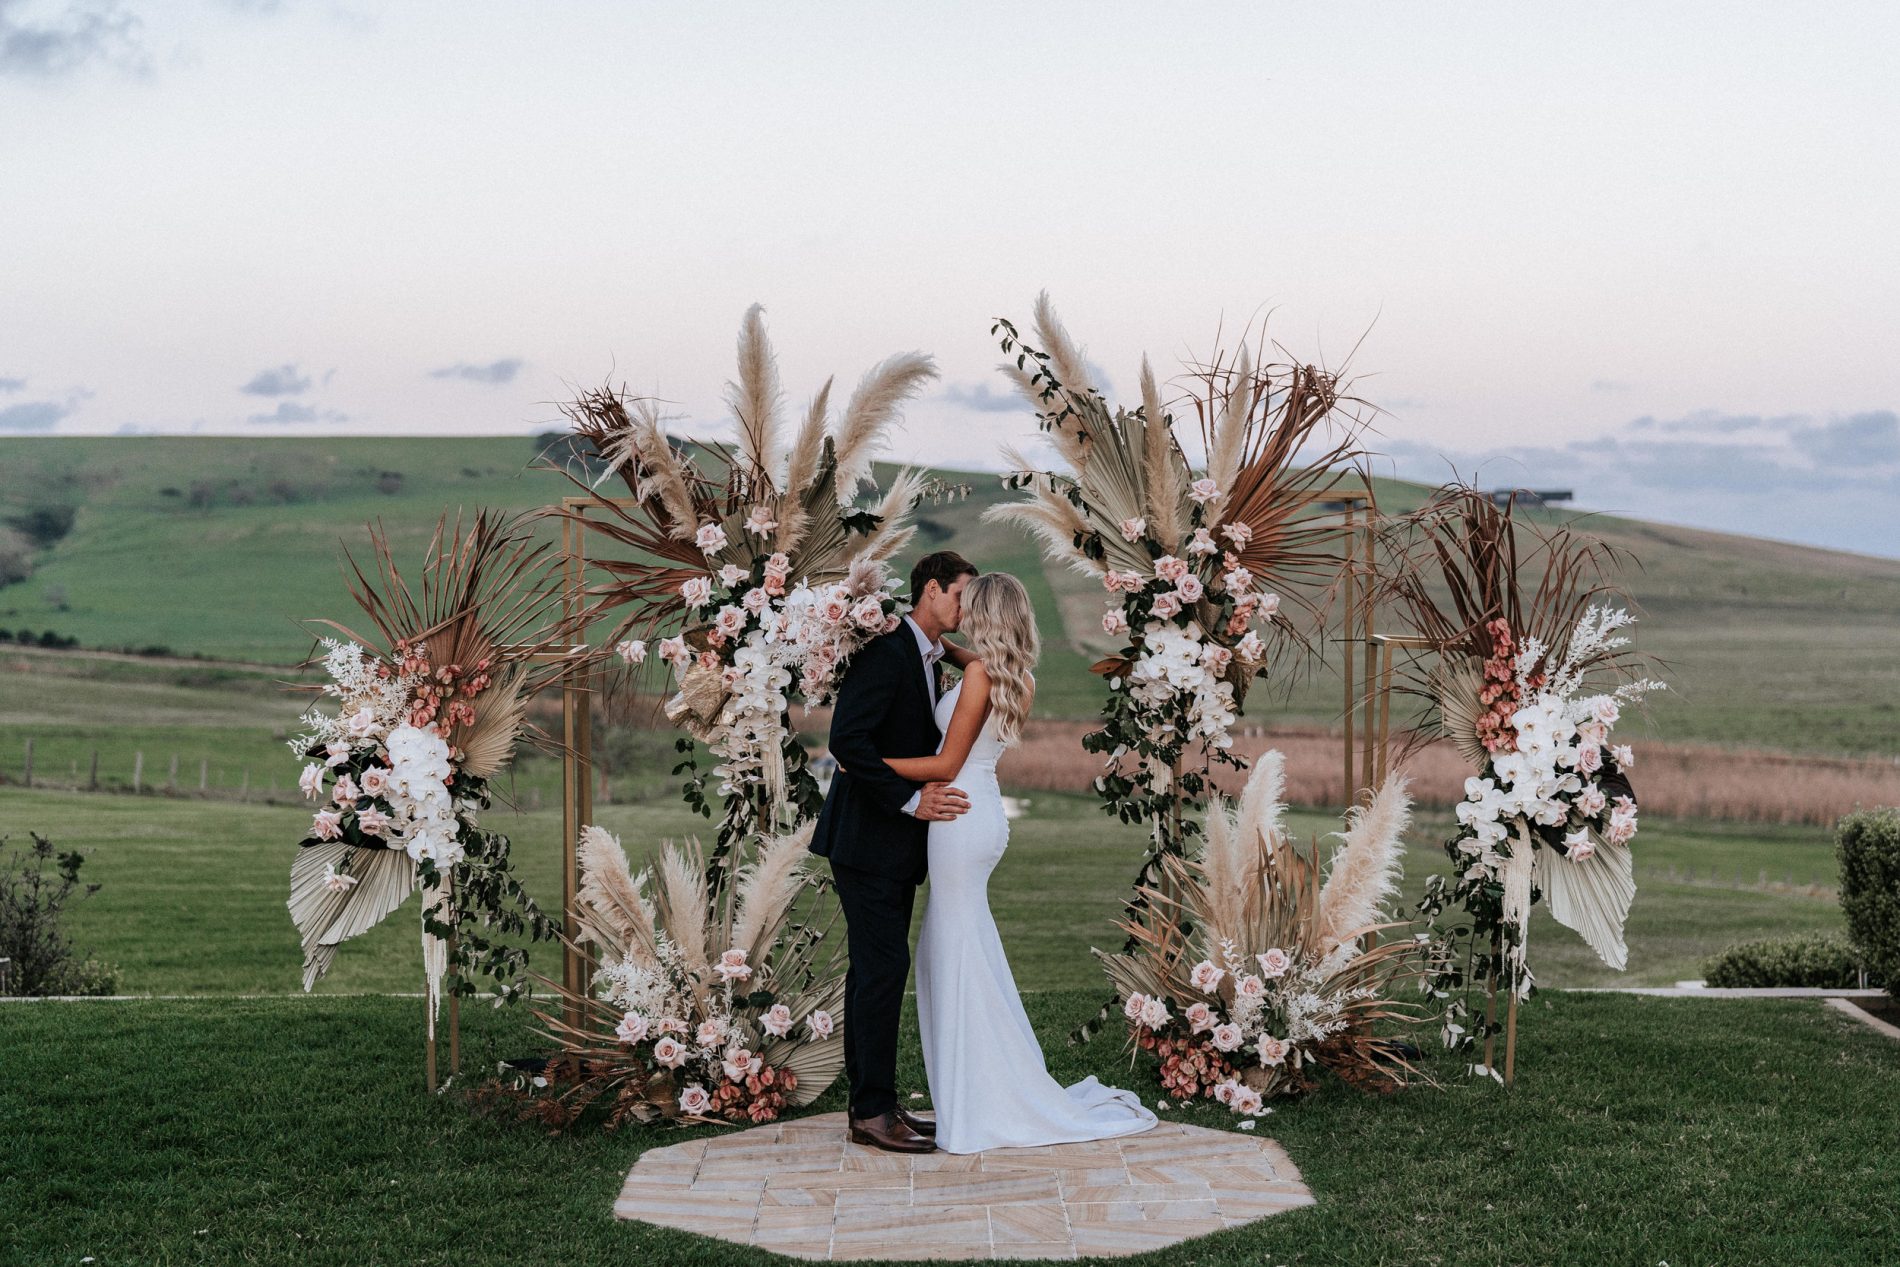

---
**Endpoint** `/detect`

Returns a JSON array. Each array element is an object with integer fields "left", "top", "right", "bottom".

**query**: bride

[{"left": 882, "top": 572, "right": 1157, "bottom": 1154}]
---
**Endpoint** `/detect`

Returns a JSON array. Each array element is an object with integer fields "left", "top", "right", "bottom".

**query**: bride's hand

[{"left": 939, "top": 640, "right": 977, "bottom": 670}]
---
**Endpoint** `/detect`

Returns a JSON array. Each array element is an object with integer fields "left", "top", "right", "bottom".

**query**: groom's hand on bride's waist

[{"left": 912, "top": 782, "right": 971, "bottom": 821}]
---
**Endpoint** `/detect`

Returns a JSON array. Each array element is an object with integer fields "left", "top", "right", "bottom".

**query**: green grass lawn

[
  {"left": 1, "top": 991, "right": 1895, "bottom": 1266},
  {"left": 1, "top": 782, "right": 1846, "bottom": 997}
]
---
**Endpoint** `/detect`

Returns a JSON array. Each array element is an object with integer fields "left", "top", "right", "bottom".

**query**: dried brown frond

[
  {"left": 833, "top": 352, "right": 938, "bottom": 502},
  {"left": 726, "top": 303, "right": 784, "bottom": 488}
]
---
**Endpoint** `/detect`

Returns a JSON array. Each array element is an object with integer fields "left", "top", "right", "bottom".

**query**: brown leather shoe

[
  {"left": 848, "top": 1111, "right": 937, "bottom": 1153},
  {"left": 895, "top": 1107, "right": 937, "bottom": 1137}
]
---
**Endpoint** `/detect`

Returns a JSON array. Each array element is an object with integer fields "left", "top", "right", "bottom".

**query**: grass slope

[
  {"left": 5, "top": 436, "right": 1900, "bottom": 752},
  {"left": 1, "top": 992, "right": 1896, "bottom": 1266},
  {"left": 1, "top": 785, "right": 1845, "bottom": 996}
]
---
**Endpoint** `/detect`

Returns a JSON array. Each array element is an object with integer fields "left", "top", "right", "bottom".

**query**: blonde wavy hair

[{"left": 961, "top": 572, "right": 1039, "bottom": 747}]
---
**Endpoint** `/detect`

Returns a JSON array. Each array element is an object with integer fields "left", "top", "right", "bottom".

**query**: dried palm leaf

[
  {"left": 1536, "top": 836, "right": 1634, "bottom": 971},
  {"left": 290, "top": 842, "right": 417, "bottom": 991}
]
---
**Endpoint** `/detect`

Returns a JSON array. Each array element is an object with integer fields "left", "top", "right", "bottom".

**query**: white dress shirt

[{"left": 899, "top": 616, "right": 944, "bottom": 817}]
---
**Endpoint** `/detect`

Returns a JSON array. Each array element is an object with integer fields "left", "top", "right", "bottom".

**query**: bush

[
  {"left": 1838, "top": 807, "right": 1900, "bottom": 995},
  {"left": 0, "top": 832, "right": 119, "bottom": 996},
  {"left": 1703, "top": 932, "right": 1865, "bottom": 989}
]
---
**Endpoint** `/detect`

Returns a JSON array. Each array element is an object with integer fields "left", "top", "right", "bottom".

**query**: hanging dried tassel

[
  {"left": 421, "top": 871, "right": 453, "bottom": 1043},
  {"left": 1502, "top": 820, "right": 1536, "bottom": 997}
]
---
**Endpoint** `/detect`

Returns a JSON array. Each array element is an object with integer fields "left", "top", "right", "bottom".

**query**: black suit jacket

[{"left": 810, "top": 627, "right": 941, "bottom": 883}]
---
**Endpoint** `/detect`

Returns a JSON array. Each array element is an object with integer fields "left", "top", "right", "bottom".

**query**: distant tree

[
  {"left": 0, "top": 525, "right": 31, "bottom": 586},
  {"left": 3, "top": 505, "right": 75, "bottom": 548},
  {"left": 375, "top": 471, "right": 405, "bottom": 495}
]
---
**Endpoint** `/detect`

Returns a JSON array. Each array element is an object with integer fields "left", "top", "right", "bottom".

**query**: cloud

[
  {"left": 0, "top": 0, "right": 148, "bottom": 79},
  {"left": 1792, "top": 410, "right": 1900, "bottom": 468},
  {"left": 427, "top": 358, "right": 524, "bottom": 385},
  {"left": 246, "top": 400, "right": 346, "bottom": 424},
  {"left": 0, "top": 376, "right": 24, "bottom": 392},
  {"left": 0, "top": 400, "right": 68, "bottom": 430},
  {"left": 1375, "top": 407, "right": 1900, "bottom": 558},
  {"left": 1626, "top": 410, "right": 1799, "bottom": 435},
  {"left": 941, "top": 382, "right": 1025, "bottom": 414},
  {"left": 240, "top": 363, "right": 314, "bottom": 396}
]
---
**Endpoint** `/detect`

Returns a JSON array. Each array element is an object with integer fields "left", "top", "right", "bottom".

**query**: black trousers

[{"left": 829, "top": 861, "right": 918, "bottom": 1120}]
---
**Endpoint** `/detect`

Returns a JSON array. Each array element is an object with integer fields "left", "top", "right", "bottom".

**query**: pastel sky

[{"left": 3, "top": 1, "right": 1897, "bottom": 556}]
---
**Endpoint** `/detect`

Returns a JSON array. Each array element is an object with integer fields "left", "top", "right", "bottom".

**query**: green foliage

[
  {"left": 1837, "top": 806, "right": 1900, "bottom": 994},
  {"left": 1703, "top": 931, "right": 1865, "bottom": 988},
  {"left": 0, "top": 831, "right": 119, "bottom": 995}
]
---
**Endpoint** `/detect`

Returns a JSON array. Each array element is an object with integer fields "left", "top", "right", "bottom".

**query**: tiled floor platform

[{"left": 613, "top": 1112, "right": 1315, "bottom": 1260}]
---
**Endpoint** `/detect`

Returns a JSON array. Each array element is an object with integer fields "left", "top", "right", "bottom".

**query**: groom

[{"left": 811, "top": 550, "right": 978, "bottom": 1153}]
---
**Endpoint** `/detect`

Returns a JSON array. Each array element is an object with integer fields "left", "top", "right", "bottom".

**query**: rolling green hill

[{"left": 3, "top": 435, "right": 1898, "bottom": 754}]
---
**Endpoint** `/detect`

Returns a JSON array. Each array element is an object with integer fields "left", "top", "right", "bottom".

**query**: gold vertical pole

[
  {"left": 561, "top": 514, "right": 584, "bottom": 1030},
  {"left": 1358, "top": 496, "right": 1378, "bottom": 797},
  {"left": 1340, "top": 499, "right": 1357, "bottom": 806},
  {"left": 1375, "top": 640, "right": 1395, "bottom": 786},
  {"left": 1504, "top": 988, "right": 1519, "bottom": 1088},
  {"left": 574, "top": 665, "right": 595, "bottom": 993},
  {"left": 448, "top": 931, "right": 460, "bottom": 1077}
]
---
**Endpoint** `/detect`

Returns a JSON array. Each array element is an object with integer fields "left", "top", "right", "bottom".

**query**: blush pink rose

[
  {"left": 615, "top": 1012, "right": 650, "bottom": 1044},
  {"left": 653, "top": 1036, "right": 687, "bottom": 1068},
  {"left": 718, "top": 563, "right": 747, "bottom": 586},
  {"left": 1151, "top": 593, "right": 1183, "bottom": 619},
  {"left": 1258, "top": 1035, "right": 1290, "bottom": 1066},
  {"left": 1222, "top": 567, "right": 1254, "bottom": 594},
  {"left": 742, "top": 587, "right": 771, "bottom": 615},
  {"left": 762, "top": 1003, "right": 793, "bottom": 1038},
  {"left": 1155, "top": 555, "right": 1189, "bottom": 584},
  {"left": 1256, "top": 948, "right": 1290, "bottom": 978},
  {"left": 1576, "top": 743, "right": 1603, "bottom": 773},
  {"left": 1185, "top": 1002, "right": 1215, "bottom": 1033},
  {"left": 1174, "top": 575, "right": 1204, "bottom": 603},
  {"left": 1221, "top": 521, "right": 1253, "bottom": 548},
  {"left": 680, "top": 576, "right": 713, "bottom": 608},
  {"left": 1186, "top": 527, "right": 1217, "bottom": 556},
  {"left": 310, "top": 809, "right": 344, "bottom": 841},
  {"left": 1235, "top": 973, "right": 1266, "bottom": 998},
  {"left": 357, "top": 807, "right": 394, "bottom": 837},
  {"left": 1213, "top": 1078, "right": 1239, "bottom": 1105},
  {"left": 807, "top": 1009, "right": 834, "bottom": 1039},
  {"left": 851, "top": 596, "right": 886, "bottom": 630},
  {"left": 745, "top": 504, "right": 778, "bottom": 536},
  {"left": 1188, "top": 959, "right": 1224, "bottom": 992},
  {"left": 1119, "top": 516, "right": 1147, "bottom": 542},
  {"left": 695, "top": 1019, "right": 726, "bottom": 1049},
  {"left": 1103, "top": 609, "right": 1130, "bottom": 636},
  {"left": 678, "top": 1084, "right": 712, "bottom": 1115},
  {"left": 299, "top": 763, "right": 325, "bottom": 800},
  {"left": 714, "top": 947, "right": 752, "bottom": 982},
  {"left": 695, "top": 522, "right": 728, "bottom": 553},
  {"left": 1211, "top": 1023, "right": 1243, "bottom": 1052}
]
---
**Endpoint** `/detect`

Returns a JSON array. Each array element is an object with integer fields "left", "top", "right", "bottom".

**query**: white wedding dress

[{"left": 914, "top": 682, "right": 1157, "bottom": 1154}]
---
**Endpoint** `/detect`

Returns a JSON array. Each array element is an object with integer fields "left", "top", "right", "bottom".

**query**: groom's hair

[{"left": 910, "top": 550, "right": 978, "bottom": 600}]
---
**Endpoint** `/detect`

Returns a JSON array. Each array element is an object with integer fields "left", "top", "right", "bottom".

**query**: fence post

[
  {"left": 199, "top": 758, "right": 208, "bottom": 793},
  {"left": 88, "top": 749, "right": 99, "bottom": 790},
  {"left": 167, "top": 753, "right": 179, "bottom": 792},
  {"left": 240, "top": 768, "right": 250, "bottom": 800},
  {"left": 133, "top": 751, "right": 144, "bottom": 792},
  {"left": 23, "top": 737, "right": 32, "bottom": 787}
]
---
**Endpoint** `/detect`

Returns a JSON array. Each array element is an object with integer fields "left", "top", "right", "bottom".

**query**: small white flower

[{"left": 614, "top": 639, "right": 647, "bottom": 665}]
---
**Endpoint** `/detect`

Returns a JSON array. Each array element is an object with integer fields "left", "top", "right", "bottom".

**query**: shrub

[
  {"left": 1703, "top": 932, "right": 1864, "bottom": 989},
  {"left": 1838, "top": 807, "right": 1900, "bottom": 995},
  {"left": 0, "top": 832, "right": 119, "bottom": 996}
]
